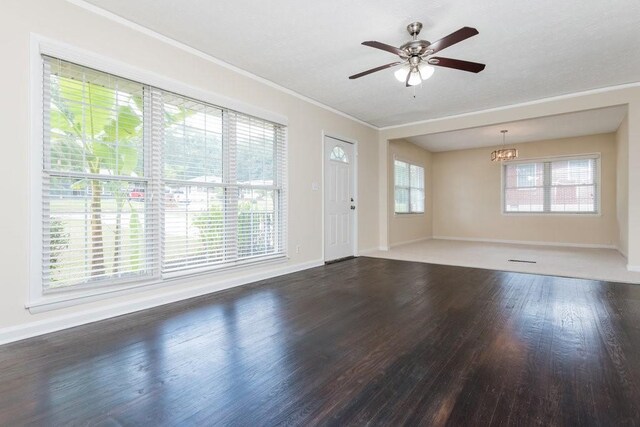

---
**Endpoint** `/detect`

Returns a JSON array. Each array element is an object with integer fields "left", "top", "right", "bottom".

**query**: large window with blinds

[
  {"left": 503, "top": 155, "right": 599, "bottom": 214},
  {"left": 40, "top": 56, "right": 286, "bottom": 293}
]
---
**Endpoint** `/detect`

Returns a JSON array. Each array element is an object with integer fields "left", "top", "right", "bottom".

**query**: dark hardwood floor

[{"left": 1, "top": 257, "right": 640, "bottom": 426}]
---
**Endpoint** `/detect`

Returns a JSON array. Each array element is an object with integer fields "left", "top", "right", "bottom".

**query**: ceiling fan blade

[
  {"left": 362, "top": 41, "right": 406, "bottom": 57},
  {"left": 428, "top": 27, "right": 479, "bottom": 54},
  {"left": 429, "top": 57, "right": 486, "bottom": 73},
  {"left": 349, "top": 61, "right": 403, "bottom": 79}
]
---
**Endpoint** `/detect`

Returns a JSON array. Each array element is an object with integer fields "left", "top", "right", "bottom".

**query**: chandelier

[{"left": 491, "top": 130, "right": 518, "bottom": 161}]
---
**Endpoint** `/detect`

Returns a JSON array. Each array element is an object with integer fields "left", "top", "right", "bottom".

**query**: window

[
  {"left": 567, "top": 159, "right": 592, "bottom": 181},
  {"left": 329, "top": 146, "right": 348, "bottom": 163},
  {"left": 503, "top": 156, "right": 599, "bottom": 214},
  {"left": 40, "top": 56, "right": 286, "bottom": 294},
  {"left": 516, "top": 164, "right": 540, "bottom": 188},
  {"left": 394, "top": 160, "right": 424, "bottom": 214}
]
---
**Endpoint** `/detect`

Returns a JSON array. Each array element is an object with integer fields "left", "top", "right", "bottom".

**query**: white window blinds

[
  {"left": 43, "top": 57, "right": 156, "bottom": 290},
  {"left": 161, "top": 92, "right": 226, "bottom": 273},
  {"left": 161, "top": 93, "right": 286, "bottom": 274},
  {"left": 394, "top": 160, "right": 425, "bottom": 214},
  {"left": 503, "top": 156, "right": 599, "bottom": 214},
  {"left": 41, "top": 56, "right": 286, "bottom": 293}
]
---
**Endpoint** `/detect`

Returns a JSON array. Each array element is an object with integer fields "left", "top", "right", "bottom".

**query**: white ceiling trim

[
  {"left": 379, "top": 81, "right": 640, "bottom": 132},
  {"left": 64, "top": 0, "right": 379, "bottom": 130},
  {"left": 406, "top": 106, "right": 627, "bottom": 152}
]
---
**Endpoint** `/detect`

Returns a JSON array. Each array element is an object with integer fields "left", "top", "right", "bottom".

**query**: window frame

[
  {"left": 394, "top": 158, "right": 425, "bottom": 215},
  {"left": 41, "top": 56, "right": 159, "bottom": 292},
  {"left": 501, "top": 153, "right": 601, "bottom": 216},
  {"left": 29, "top": 35, "right": 289, "bottom": 310}
]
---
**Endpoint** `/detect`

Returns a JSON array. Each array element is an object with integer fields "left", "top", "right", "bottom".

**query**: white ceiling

[
  {"left": 406, "top": 105, "right": 627, "bottom": 152},
  {"left": 82, "top": 0, "right": 640, "bottom": 128}
]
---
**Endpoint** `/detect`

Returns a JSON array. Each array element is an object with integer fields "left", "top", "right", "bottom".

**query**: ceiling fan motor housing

[
  {"left": 400, "top": 40, "right": 432, "bottom": 57},
  {"left": 407, "top": 22, "right": 423, "bottom": 37},
  {"left": 401, "top": 22, "right": 432, "bottom": 57}
]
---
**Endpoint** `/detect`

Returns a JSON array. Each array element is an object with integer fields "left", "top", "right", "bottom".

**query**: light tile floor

[{"left": 365, "top": 239, "right": 640, "bottom": 284}]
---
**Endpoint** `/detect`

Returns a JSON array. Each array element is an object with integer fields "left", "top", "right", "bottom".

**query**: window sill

[
  {"left": 501, "top": 212, "right": 601, "bottom": 217},
  {"left": 27, "top": 254, "right": 288, "bottom": 314}
]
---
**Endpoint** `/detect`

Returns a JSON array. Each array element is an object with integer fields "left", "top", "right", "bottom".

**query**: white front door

[{"left": 324, "top": 137, "right": 355, "bottom": 261}]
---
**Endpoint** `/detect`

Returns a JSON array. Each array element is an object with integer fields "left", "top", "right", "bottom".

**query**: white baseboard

[
  {"left": 357, "top": 247, "right": 379, "bottom": 256},
  {"left": 390, "top": 236, "right": 431, "bottom": 248},
  {"left": 432, "top": 236, "right": 618, "bottom": 250},
  {"left": 618, "top": 246, "right": 628, "bottom": 259},
  {"left": 358, "top": 241, "right": 433, "bottom": 255},
  {"left": 0, "top": 259, "right": 323, "bottom": 346},
  {"left": 627, "top": 265, "right": 640, "bottom": 272}
]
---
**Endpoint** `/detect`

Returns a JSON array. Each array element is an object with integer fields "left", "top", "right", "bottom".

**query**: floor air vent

[{"left": 508, "top": 259, "right": 537, "bottom": 264}]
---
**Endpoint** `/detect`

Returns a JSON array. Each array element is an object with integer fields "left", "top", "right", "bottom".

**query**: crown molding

[
  {"left": 379, "top": 81, "right": 640, "bottom": 132},
  {"left": 64, "top": 0, "right": 378, "bottom": 130}
]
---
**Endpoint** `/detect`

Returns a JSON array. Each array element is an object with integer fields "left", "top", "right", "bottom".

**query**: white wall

[
  {"left": 627, "top": 102, "right": 640, "bottom": 270},
  {"left": 616, "top": 115, "right": 629, "bottom": 256},
  {"left": 387, "top": 139, "right": 432, "bottom": 246},
  {"left": 0, "top": 0, "right": 379, "bottom": 341}
]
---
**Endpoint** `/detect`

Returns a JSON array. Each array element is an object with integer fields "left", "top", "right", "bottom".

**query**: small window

[
  {"left": 394, "top": 160, "right": 424, "bottom": 214},
  {"left": 330, "top": 146, "right": 348, "bottom": 163}
]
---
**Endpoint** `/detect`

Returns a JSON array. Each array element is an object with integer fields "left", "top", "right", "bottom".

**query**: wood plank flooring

[{"left": 1, "top": 257, "right": 640, "bottom": 426}]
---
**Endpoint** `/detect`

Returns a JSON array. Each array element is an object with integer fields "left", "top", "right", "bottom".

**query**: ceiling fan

[{"left": 349, "top": 22, "right": 485, "bottom": 86}]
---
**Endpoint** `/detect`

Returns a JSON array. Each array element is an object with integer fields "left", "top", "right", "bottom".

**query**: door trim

[{"left": 321, "top": 131, "right": 359, "bottom": 262}]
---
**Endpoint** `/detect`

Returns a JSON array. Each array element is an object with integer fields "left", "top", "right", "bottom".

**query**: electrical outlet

[{"left": 296, "top": 245, "right": 301, "bottom": 254}]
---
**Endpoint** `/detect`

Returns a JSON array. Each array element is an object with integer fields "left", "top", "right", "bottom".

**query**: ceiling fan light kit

[
  {"left": 350, "top": 21, "right": 486, "bottom": 88},
  {"left": 394, "top": 64, "right": 435, "bottom": 85}
]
